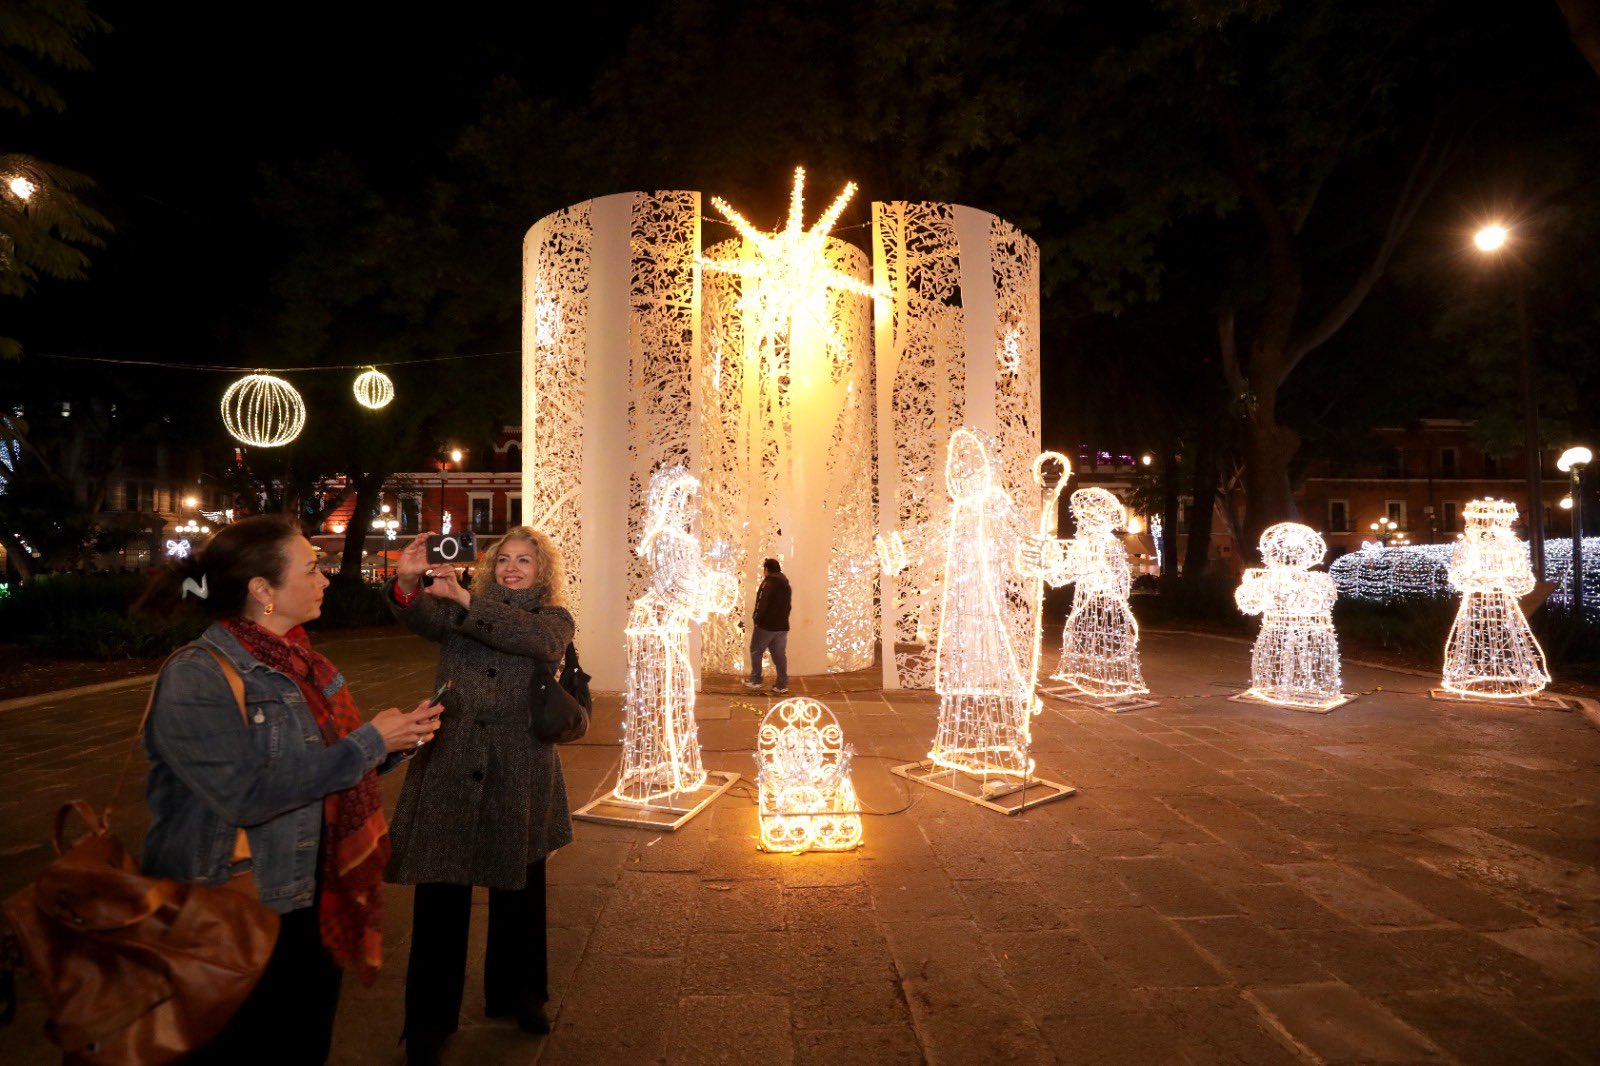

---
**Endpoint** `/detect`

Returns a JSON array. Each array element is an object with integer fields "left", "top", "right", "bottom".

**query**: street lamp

[
  {"left": 1472, "top": 220, "right": 1546, "bottom": 581},
  {"left": 438, "top": 448, "right": 464, "bottom": 527},
  {"left": 1557, "top": 445, "right": 1591, "bottom": 617}
]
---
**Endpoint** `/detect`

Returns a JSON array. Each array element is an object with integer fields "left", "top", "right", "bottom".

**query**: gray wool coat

[{"left": 382, "top": 577, "right": 576, "bottom": 890}]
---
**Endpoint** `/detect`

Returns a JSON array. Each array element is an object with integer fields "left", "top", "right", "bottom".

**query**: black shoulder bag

[{"left": 531, "top": 643, "right": 592, "bottom": 744}]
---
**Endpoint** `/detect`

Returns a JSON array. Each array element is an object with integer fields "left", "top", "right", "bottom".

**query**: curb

[
  {"left": 0, "top": 672, "right": 160, "bottom": 714},
  {"left": 0, "top": 630, "right": 416, "bottom": 715}
]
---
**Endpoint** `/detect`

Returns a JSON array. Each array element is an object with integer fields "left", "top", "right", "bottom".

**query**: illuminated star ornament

[{"left": 702, "top": 167, "right": 884, "bottom": 346}]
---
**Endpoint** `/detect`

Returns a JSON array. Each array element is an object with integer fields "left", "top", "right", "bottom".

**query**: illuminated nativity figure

[
  {"left": 615, "top": 466, "right": 739, "bottom": 803},
  {"left": 1234, "top": 523, "right": 1344, "bottom": 710},
  {"left": 922, "top": 427, "right": 1061, "bottom": 778},
  {"left": 1046, "top": 488, "right": 1148, "bottom": 697},
  {"left": 1441, "top": 498, "right": 1550, "bottom": 698}
]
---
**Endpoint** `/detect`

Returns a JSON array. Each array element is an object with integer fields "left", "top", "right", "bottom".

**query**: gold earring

[{"left": 264, "top": 603, "right": 275, "bottom": 616}]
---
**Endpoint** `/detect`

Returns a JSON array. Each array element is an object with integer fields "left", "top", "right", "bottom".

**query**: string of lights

[
  {"left": 1047, "top": 487, "right": 1148, "bottom": 697},
  {"left": 1441, "top": 499, "right": 1551, "bottom": 698},
  {"left": 1235, "top": 523, "right": 1346, "bottom": 711}
]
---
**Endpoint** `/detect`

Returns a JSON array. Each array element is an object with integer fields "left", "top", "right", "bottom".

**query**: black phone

[
  {"left": 421, "top": 679, "right": 451, "bottom": 709},
  {"left": 425, "top": 532, "right": 476, "bottom": 564}
]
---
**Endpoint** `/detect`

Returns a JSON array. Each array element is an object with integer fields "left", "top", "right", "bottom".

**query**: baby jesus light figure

[{"left": 1235, "top": 523, "right": 1344, "bottom": 710}]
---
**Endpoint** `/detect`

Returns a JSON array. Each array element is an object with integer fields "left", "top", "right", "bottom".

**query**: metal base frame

[
  {"left": 1227, "top": 690, "right": 1359, "bottom": 715},
  {"left": 573, "top": 771, "right": 742, "bottom": 831},
  {"left": 1428, "top": 688, "right": 1573, "bottom": 712},
  {"left": 888, "top": 760, "right": 1075, "bottom": 815},
  {"left": 1042, "top": 686, "right": 1158, "bottom": 713}
]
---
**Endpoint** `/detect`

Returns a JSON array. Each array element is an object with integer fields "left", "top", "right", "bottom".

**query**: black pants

[
  {"left": 404, "top": 859, "right": 548, "bottom": 1037},
  {"left": 190, "top": 904, "right": 343, "bottom": 1064}
]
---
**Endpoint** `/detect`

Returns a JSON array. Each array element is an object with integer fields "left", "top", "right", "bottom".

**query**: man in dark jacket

[{"left": 744, "top": 557, "right": 791, "bottom": 693}]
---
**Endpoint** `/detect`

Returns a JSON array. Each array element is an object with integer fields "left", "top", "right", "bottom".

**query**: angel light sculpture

[
  {"left": 1235, "top": 523, "right": 1344, "bottom": 710},
  {"left": 615, "top": 466, "right": 739, "bottom": 803},
  {"left": 1047, "top": 488, "right": 1147, "bottom": 697},
  {"left": 919, "top": 427, "right": 1059, "bottom": 778},
  {"left": 755, "top": 697, "right": 863, "bottom": 853},
  {"left": 1441, "top": 498, "right": 1550, "bottom": 698}
]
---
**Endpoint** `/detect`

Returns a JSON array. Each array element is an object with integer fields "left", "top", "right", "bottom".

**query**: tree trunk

[
  {"left": 338, "top": 475, "right": 383, "bottom": 581},
  {"left": 1183, "top": 423, "right": 1219, "bottom": 583},
  {"left": 1241, "top": 403, "right": 1300, "bottom": 559},
  {"left": 1159, "top": 442, "right": 1181, "bottom": 590}
]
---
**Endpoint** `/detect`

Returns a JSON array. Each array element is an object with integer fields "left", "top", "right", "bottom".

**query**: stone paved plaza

[{"left": 2, "top": 629, "right": 1599, "bottom": 1064}]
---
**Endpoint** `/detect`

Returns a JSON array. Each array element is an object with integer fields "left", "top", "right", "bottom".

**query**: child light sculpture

[
  {"left": 1048, "top": 488, "right": 1147, "bottom": 697},
  {"left": 925, "top": 428, "right": 1058, "bottom": 778},
  {"left": 615, "top": 466, "right": 739, "bottom": 803},
  {"left": 1235, "top": 523, "right": 1344, "bottom": 710},
  {"left": 755, "top": 697, "right": 863, "bottom": 853},
  {"left": 1441, "top": 498, "right": 1550, "bottom": 698}
]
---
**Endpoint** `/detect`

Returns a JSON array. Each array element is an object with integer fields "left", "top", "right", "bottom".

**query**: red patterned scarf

[{"left": 222, "top": 618, "right": 389, "bottom": 983}]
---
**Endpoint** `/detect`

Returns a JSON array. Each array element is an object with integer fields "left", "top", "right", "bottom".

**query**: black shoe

[
  {"left": 513, "top": 994, "right": 551, "bottom": 1035},
  {"left": 405, "top": 1029, "right": 448, "bottom": 1066}
]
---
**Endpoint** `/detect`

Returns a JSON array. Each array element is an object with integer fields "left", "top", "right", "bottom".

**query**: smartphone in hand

[{"left": 419, "top": 679, "right": 452, "bottom": 710}]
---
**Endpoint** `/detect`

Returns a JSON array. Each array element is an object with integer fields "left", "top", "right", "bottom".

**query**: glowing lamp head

[
  {"left": 7, "top": 175, "right": 35, "bottom": 200},
  {"left": 1557, "top": 446, "right": 1592, "bottom": 473},
  {"left": 1140, "top": 453, "right": 1153, "bottom": 467},
  {"left": 182, "top": 495, "right": 198, "bottom": 509},
  {"left": 1560, "top": 496, "right": 1573, "bottom": 511},
  {"left": 1473, "top": 224, "right": 1509, "bottom": 252}
]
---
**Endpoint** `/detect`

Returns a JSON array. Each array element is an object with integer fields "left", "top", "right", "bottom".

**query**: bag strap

[{"left": 105, "top": 642, "right": 258, "bottom": 889}]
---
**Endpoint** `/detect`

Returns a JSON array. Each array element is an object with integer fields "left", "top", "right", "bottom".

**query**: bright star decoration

[{"left": 701, "top": 167, "right": 883, "bottom": 350}]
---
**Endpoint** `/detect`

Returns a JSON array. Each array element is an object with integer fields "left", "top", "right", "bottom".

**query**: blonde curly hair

[{"left": 476, "top": 525, "right": 567, "bottom": 607}]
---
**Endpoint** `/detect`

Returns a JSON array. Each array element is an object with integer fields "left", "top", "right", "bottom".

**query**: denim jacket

[{"left": 140, "top": 623, "right": 402, "bottom": 914}]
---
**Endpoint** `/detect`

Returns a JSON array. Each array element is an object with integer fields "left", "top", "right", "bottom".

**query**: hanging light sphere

[
  {"left": 221, "top": 373, "right": 306, "bottom": 447},
  {"left": 353, "top": 366, "right": 395, "bottom": 409}
]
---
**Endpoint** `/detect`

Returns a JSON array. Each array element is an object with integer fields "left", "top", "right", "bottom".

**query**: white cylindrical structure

[
  {"left": 523, "top": 191, "right": 702, "bottom": 691},
  {"left": 873, "top": 202, "right": 1042, "bottom": 689}
]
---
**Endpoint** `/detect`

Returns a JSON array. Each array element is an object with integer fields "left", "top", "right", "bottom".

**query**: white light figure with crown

[
  {"left": 905, "top": 427, "right": 1061, "bottom": 780},
  {"left": 614, "top": 466, "right": 739, "bottom": 803},
  {"left": 755, "top": 697, "right": 863, "bottom": 853},
  {"left": 1235, "top": 523, "right": 1345, "bottom": 710},
  {"left": 1441, "top": 498, "right": 1550, "bottom": 698},
  {"left": 1047, "top": 488, "right": 1147, "bottom": 698}
]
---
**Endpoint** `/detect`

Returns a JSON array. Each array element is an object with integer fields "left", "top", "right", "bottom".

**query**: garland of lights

[
  {"left": 1441, "top": 498, "right": 1550, "bottom": 698},
  {"left": 220, "top": 373, "right": 307, "bottom": 447},
  {"left": 1047, "top": 488, "right": 1148, "bottom": 697},
  {"left": 1235, "top": 523, "right": 1345, "bottom": 710},
  {"left": 755, "top": 696, "right": 863, "bottom": 853},
  {"left": 614, "top": 466, "right": 739, "bottom": 804},
  {"left": 352, "top": 366, "right": 395, "bottom": 409}
]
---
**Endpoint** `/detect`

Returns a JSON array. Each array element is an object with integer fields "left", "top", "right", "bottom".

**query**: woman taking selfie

[
  {"left": 384, "top": 525, "right": 576, "bottom": 1064},
  {"left": 136, "top": 515, "right": 444, "bottom": 1063}
]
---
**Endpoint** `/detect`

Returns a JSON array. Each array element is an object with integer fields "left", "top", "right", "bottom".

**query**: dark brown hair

[{"left": 134, "top": 515, "right": 302, "bottom": 621}]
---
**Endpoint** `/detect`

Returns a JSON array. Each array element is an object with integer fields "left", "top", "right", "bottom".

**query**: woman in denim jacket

[{"left": 135, "top": 516, "right": 443, "bottom": 1064}]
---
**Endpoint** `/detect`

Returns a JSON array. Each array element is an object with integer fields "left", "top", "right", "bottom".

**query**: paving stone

[
  {"left": 1246, "top": 983, "right": 1444, "bottom": 1063},
  {"left": 952, "top": 877, "right": 1068, "bottom": 931},
  {"left": 1381, "top": 928, "right": 1582, "bottom": 998},
  {"left": 1151, "top": 987, "right": 1306, "bottom": 1064},
  {"left": 985, "top": 929, "right": 1140, "bottom": 1018},
  {"left": 1284, "top": 929, "right": 1462, "bottom": 994},
  {"left": 1034, "top": 1005, "right": 1188, "bottom": 1065},
  {"left": 1378, "top": 992, "right": 1579, "bottom": 1066},
  {"left": 861, "top": 859, "right": 969, "bottom": 921},
  {"left": 1504, "top": 997, "right": 1600, "bottom": 1063},
  {"left": 694, "top": 877, "right": 786, "bottom": 932},
  {"left": 1026, "top": 848, "right": 1144, "bottom": 909},
  {"left": 1485, "top": 925, "right": 1600, "bottom": 985},
  {"left": 1226, "top": 881, "right": 1357, "bottom": 931},
  {"left": 666, "top": 995, "right": 793, "bottom": 1065},
  {"left": 1273, "top": 861, "right": 1444, "bottom": 927},
  {"left": 1107, "top": 855, "right": 1244, "bottom": 917},
  {"left": 1175, "top": 915, "right": 1334, "bottom": 986},
  {"left": 880, "top": 918, "right": 1052, "bottom": 1064},
  {"left": 793, "top": 1025, "right": 925, "bottom": 1064},
  {"left": 1071, "top": 907, "right": 1228, "bottom": 987},
  {"left": 681, "top": 930, "right": 793, "bottom": 995}
]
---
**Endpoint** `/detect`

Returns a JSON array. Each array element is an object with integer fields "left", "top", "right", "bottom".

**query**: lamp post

[
  {"left": 1558, "top": 446, "right": 1591, "bottom": 617},
  {"left": 1473, "top": 222, "right": 1546, "bottom": 581},
  {"left": 438, "top": 447, "right": 463, "bottom": 530}
]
